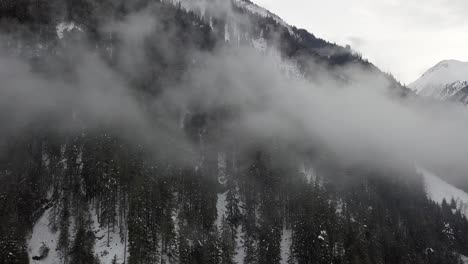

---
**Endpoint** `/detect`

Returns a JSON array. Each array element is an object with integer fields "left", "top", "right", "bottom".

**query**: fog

[
  {"left": 169, "top": 45, "right": 468, "bottom": 177},
  {"left": 1, "top": 2, "right": 468, "bottom": 181}
]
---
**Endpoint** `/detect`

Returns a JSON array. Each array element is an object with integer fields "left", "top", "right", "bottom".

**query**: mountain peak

[
  {"left": 435, "top": 59, "right": 465, "bottom": 65},
  {"left": 409, "top": 59, "right": 468, "bottom": 99},
  {"left": 427, "top": 59, "right": 467, "bottom": 72}
]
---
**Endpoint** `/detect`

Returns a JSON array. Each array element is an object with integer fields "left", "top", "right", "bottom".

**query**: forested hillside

[{"left": 0, "top": 0, "right": 466, "bottom": 264}]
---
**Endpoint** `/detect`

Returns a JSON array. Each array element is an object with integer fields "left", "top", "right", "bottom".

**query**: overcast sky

[{"left": 253, "top": 0, "right": 468, "bottom": 84}]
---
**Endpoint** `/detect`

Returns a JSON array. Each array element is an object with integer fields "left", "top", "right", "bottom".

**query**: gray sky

[{"left": 253, "top": 0, "right": 468, "bottom": 84}]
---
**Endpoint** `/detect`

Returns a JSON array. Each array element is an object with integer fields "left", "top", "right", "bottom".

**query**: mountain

[
  {"left": 0, "top": 1, "right": 467, "bottom": 264},
  {"left": 409, "top": 60, "right": 468, "bottom": 102},
  {"left": 418, "top": 167, "right": 468, "bottom": 218},
  {"left": 419, "top": 167, "right": 468, "bottom": 264}
]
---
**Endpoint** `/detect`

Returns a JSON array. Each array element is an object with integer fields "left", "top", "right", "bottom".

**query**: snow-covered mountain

[
  {"left": 417, "top": 167, "right": 468, "bottom": 217},
  {"left": 418, "top": 167, "right": 468, "bottom": 263},
  {"left": 409, "top": 60, "right": 468, "bottom": 101},
  {"left": 2, "top": 0, "right": 468, "bottom": 263}
]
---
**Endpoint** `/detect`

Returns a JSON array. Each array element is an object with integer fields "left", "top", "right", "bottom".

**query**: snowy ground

[
  {"left": 56, "top": 22, "right": 83, "bottom": 39},
  {"left": 417, "top": 167, "right": 468, "bottom": 217},
  {"left": 27, "top": 208, "right": 62, "bottom": 264},
  {"left": 280, "top": 227, "right": 292, "bottom": 264},
  {"left": 234, "top": 226, "right": 246, "bottom": 264},
  {"left": 215, "top": 191, "right": 228, "bottom": 230},
  {"left": 91, "top": 207, "right": 128, "bottom": 264},
  {"left": 27, "top": 204, "right": 129, "bottom": 264},
  {"left": 232, "top": 0, "right": 294, "bottom": 35}
]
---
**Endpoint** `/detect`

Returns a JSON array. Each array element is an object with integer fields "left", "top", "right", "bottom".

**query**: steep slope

[
  {"left": 417, "top": 167, "right": 468, "bottom": 217},
  {"left": 409, "top": 60, "right": 468, "bottom": 100},
  {"left": 28, "top": 208, "right": 61, "bottom": 264},
  {"left": 0, "top": 0, "right": 466, "bottom": 264}
]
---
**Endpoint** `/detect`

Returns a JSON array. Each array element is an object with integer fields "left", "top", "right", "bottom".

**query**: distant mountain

[{"left": 409, "top": 60, "right": 468, "bottom": 102}]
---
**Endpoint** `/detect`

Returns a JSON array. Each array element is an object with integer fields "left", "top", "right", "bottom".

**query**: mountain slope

[
  {"left": 409, "top": 60, "right": 468, "bottom": 100},
  {"left": 0, "top": 1, "right": 467, "bottom": 264},
  {"left": 418, "top": 167, "right": 468, "bottom": 217}
]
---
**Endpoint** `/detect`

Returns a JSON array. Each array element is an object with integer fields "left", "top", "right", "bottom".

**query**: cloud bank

[{"left": 1, "top": 2, "right": 468, "bottom": 183}]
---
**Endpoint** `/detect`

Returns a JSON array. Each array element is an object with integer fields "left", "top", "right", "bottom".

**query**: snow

[
  {"left": 299, "top": 163, "right": 317, "bottom": 184},
  {"left": 280, "top": 227, "right": 292, "bottom": 264},
  {"left": 225, "top": 24, "right": 231, "bottom": 43},
  {"left": 317, "top": 230, "right": 327, "bottom": 241},
  {"left": 215, "top": 191, "right": 227, "bottom": 230},
  {"left": 335, "top": 199, "right": 344, "bottom": 215},
  {"left": 56, "top": 22, "right": 83, "bottom": 39},
  {"left": 91, "top": 207, "right": 128, "bottom": 264},
  {"left": 42, "top": 147, "right": 50, "bottom": 169},
  {"left": 27, "top": 208, "right": 62, "bottom": 264},
  {"left": 461, "top": 255, "right": 468, "bottom": 264},
  {"left": 234, "top": 225, "right": 246, "bottom": 264},
  {"left": 232, "top": 0, "right": 295, "bottom": 35},
  {"left": 209, "top": 17, "right": 214, "bottom": 31},
  {"left": 417, "top": 167, "right": 468, "bottom": 217},
  {"left": 233, "top": 192, "right": 246, "bottom": 264},
  {"left": 28, "top": 203, "right": 129, "bottom": 264},
  {"left": 172, "top": 196, "right": 181, "bottom": 235},
  {"left": 170, "top": 0, "right": 295, "bottom": 37},
  {"left": 409, "top": 60, "right": 468, "bottom": 99}
]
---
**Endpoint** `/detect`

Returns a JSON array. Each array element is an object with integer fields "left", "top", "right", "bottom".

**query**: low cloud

[
  {"left": 1, "top": 2, "right": 468, "bottom": 183},
  {"left": 165, "top": 45, "right": 468, "bottom": 179}
]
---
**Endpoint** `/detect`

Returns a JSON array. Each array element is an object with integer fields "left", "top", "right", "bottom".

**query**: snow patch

[
  {"left": 209, "top": 17, "right": 214, "bottom": 31},
  {"left": 42, "top": 147, "right": 50, "bottom": 170},
  {"left": 280, "top": 227, "right": 292, "bottom": 264},
  {"left": 461, "top": 255, "right": 468, "bottom": 264},
  {"left": 336, "top": 199, "right": 344, "bottom": 215},
  {"left": 232, "top": 0, "right": 294, "bottom": 35},
  {"left": 318, "top": 230, "right": 327, "bottom": 241},
  {"left": 225, "top": 24, "right": 231, "bottom": 43},
  {"left": 169, "top": 0, "right": 295, "bottom": 37},
  {"left": 417, "top": 167, "right": 468, "bottom": 217},
  {"left": 299, "top": 163, "right": 317, "bottom": 184},
  {"left": 234, "top": 225, "right": 246, "bottom": 264},
  {"left": 56, "top": 22, "right": 83, "bottom": 39},
  {"left": 91, "top": 207, "right": 128, "bottom": 264},
  {"left": 27, "top": 208, "right": 62, "bottom": 264},
  {"left": 215, "top": 191, "right": 228, "bottom": 230}
]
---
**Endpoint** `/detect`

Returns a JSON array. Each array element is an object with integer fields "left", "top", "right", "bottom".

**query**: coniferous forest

[{"left": 0, "top": 1, "right": 467, "bottom": 264}]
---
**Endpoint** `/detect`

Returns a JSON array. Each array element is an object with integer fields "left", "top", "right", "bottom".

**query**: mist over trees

[{"left": 1, "top": 1, "right": 468, "bottom": 264}]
